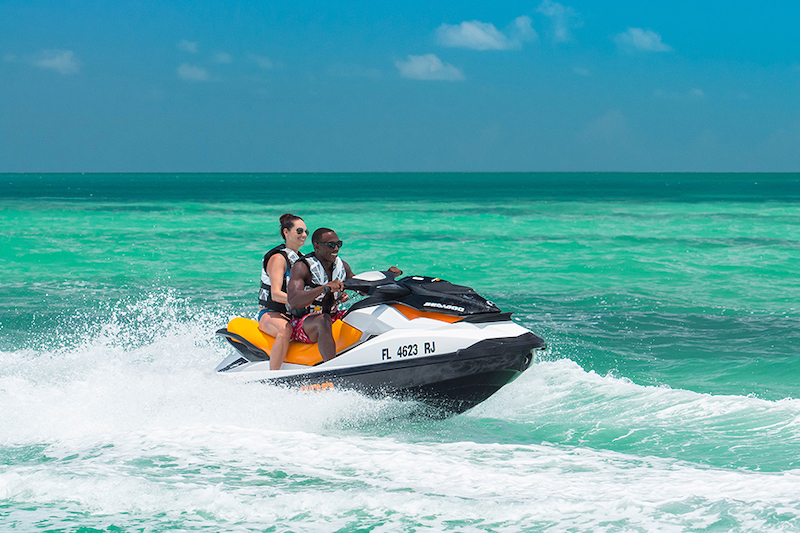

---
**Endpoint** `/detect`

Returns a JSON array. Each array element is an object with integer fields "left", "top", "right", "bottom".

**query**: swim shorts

[
  {"left": 290, "top": 310, "right": 347, "bottom": 343},
  {"left": 257, "top": 308, "right": 289, "bottom": 321}
]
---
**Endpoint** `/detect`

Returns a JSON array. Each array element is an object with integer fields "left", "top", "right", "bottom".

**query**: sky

[{"left": 1, "top": 0, "right": 799, "bottom": 173}]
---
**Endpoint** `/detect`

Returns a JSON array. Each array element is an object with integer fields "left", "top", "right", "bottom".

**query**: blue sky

[{"left": 2, "top": 0, "right": 799, "bottom": 172}]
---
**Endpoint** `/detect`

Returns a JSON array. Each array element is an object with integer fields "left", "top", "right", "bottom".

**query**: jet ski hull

[
  {"left": 216, "top": 273, "right": 547, "bottom": 414},
  {"left": 220, "top": 327, "right": 544, "bottom": 414}
]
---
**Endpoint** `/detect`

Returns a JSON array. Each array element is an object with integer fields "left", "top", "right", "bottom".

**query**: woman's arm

[{"left": 266, "top": 254, "right": 289, "bottom": 304}]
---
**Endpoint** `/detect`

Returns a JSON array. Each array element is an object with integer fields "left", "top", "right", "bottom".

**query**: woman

[{"left": 258, "top": 213, "right": 308, "bottom": 370}]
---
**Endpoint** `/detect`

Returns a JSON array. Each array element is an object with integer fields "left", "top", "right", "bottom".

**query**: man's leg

[{"left": 301, "top": 314, "right": 336, "bottom": 361}]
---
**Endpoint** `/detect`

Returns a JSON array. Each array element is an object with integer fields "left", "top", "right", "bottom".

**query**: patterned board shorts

[{"left": 290, "top": 310, "right": 347, "bottom": 343}]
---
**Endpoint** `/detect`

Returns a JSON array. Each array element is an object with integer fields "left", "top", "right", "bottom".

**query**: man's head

[{"left": 312, "top": 228, "right": 343, "bottom": 262}]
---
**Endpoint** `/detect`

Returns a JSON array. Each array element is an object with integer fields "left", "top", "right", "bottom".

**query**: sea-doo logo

[
  {"left": 423, "top": 302, "right": 465, "bottom": 313},
  {"left": 300, "top": 382, "right": 334, "bottom": 392}
]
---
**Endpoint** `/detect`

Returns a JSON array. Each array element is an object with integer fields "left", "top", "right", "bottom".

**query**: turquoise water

[{"left": 1, "top": 173, "right": 799, "bottom": 531}]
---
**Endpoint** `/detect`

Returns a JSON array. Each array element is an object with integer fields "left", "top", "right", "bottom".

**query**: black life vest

[{"left": 259, "top": 244, "right": 302, "bottom": 313}]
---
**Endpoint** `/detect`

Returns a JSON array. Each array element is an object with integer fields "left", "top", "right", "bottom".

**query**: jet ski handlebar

[
  {"left": 343, "top": 271, "right": 503, "bottom": 317},
  {"left": 343, "top": 270, "right": 408, "bottom": 297}
]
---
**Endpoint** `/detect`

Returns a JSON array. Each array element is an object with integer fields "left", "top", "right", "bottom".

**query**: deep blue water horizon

[
  {"left": 1, "top": 172, "right": 799, "bottom": 531},
  {"left": 3, "top": 171, "right": 800, "bottom": 203}
]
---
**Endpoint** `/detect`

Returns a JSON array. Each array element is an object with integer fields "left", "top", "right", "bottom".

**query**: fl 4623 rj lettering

[{"left": 381, "top": 342, "right": 436, "bottom": 360}]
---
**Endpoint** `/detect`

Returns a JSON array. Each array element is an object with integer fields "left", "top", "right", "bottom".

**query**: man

[{"left": 287, "top": 227, "right": 400, "bottom": 361}]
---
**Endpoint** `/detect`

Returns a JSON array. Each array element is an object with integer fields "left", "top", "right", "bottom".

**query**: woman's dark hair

[{"left": 279, "top": 213, "right": 303, "bottom": 241}]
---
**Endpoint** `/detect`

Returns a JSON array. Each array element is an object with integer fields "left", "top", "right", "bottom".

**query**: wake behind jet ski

[{"left": 215, "top": 271, "right": 546, "bottom": 413}]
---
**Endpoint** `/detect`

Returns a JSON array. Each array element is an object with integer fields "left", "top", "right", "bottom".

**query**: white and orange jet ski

[{"left": 215, "top": 271, "right": 546, "bottom": 413}]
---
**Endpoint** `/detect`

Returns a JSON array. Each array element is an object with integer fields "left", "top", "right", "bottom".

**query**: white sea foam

[
  {"left": 481, "top": 357, "right": 800, "bottom": 420},
  {"left": 3, "top": 294, "right": 800, "bottom": 530},
  {"left": 2, "top": 423, "right": 800, "bottom": 531},
  {"left": 472, "top": 358, "right": 800, "bottom": 469}
]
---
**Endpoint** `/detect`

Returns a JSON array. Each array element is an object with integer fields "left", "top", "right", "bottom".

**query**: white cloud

[
  {"left": 249, "top": 54, "right": 274, "bottom": 69},
  {"left": 689, "top": 88, "right": 705, "bottom": 99},
  {"left": 581, "top": 109, "right": 629, "bottom": 143},
  {"left": 213, "top": 52, "right": 232, "bottom": 64},
  {"left": 34, "top": 50, "right": 80, "bottom": 74},
  {"left": 654, "top": 88, "right": 706, "bottom": 100},
  {"left": 536, "top": 0, "right": 581, "bottom": 43},
  {"left": 436, "top": 21, "right": 510, "bottom": 50},
  {"left": 578, "top": 109, "right": 640, "bottom": 162},
  {"left": 3, "top": 53, "right": 16, "bottom": 62},
  {"left": 511, "top": 16, "right": 538, "bottom": 42},
  {"left": 614, "top": 28, "right": 671, "bottom": 52},
  {"left": 435, "top": 16, "right": 536, "bottom": 50},
  {"left": 177, "top": 63, "right": 209, "bottom": 81},
  {"left": 573, "top": 66, "right": 590, "bottom": 76},
  {"left": 395, "top": 54, "right": 464, "bottom": 81},
  {"left": 178, "top": 40, "right": 198, "bottom": 53}
]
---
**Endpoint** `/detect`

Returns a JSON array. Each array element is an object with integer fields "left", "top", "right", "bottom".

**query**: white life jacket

[
  {"left": 294, "top": 252, "right": 346, "bottom": 315},
  {"left": 259, "top": 244, "right": 302, "bottom": 312}
]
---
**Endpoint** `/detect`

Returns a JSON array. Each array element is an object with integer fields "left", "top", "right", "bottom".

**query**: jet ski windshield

[{"left": 344, "top": 273, "right": 501, "bottom": 317}]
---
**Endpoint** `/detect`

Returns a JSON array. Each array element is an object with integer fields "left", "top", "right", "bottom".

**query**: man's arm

[{"left": 287, "top": 261, "right": 343, "bottom": 310}]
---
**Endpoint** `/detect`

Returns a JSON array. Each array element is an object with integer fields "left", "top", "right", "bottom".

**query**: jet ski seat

[{"left": 223, "top": 317, "right": 364, "bottom": 366}]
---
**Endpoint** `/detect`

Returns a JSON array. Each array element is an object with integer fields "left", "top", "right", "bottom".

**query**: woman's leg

[{"left": 258, "top": 313, "right": 293, "bottom": 370}]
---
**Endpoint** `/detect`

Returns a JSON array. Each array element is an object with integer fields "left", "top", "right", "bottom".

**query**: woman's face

[{"left": 284, "top": 219, "right": 308, "bottom": 249}]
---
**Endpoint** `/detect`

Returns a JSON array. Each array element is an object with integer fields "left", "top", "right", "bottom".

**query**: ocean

[{"left": 1, "top": 172, "right": 799, "bottom": 532}]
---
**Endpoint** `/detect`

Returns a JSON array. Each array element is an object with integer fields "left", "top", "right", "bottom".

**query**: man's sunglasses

[
  {"left": 295, "top": 227, "right": 310, "bottom": 235},
  {"left": 318, "top": 240, "right": 343, "bottom": 249}
]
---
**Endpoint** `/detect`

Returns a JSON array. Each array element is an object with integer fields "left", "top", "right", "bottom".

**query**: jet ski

[{"left": 215, "top": 271, "right": 546, "bottom": 413}]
